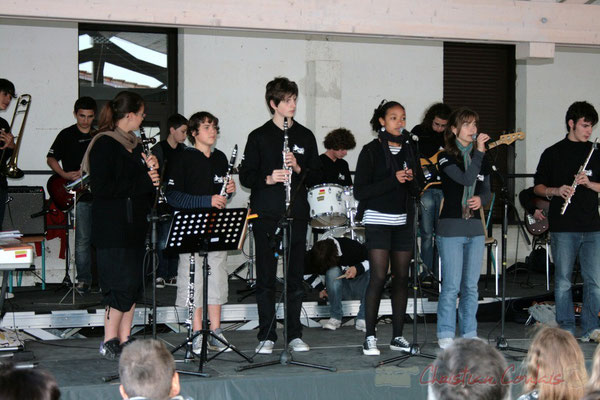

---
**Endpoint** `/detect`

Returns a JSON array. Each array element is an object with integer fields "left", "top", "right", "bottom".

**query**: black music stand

[{"left": 166, "top": 208, "right": 253, "bottom": 376}]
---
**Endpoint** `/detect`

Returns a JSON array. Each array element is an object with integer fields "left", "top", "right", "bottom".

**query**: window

[{"left": 78, "top": 24, "right": 178, "bottom": 140}]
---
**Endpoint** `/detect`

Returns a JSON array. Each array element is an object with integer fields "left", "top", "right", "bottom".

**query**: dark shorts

[
  {"left": 365, "top": 224, "right": 414, "bottom": 251},
  {"left": 97, "top": 247, "right": 145, "bottom": 312}
]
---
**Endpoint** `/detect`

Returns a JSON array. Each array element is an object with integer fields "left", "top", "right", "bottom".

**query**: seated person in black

[
  {"left": 305, "top": 237, "right": 370, "bottom": 332},
  {"left": 319, "top": 128, "right": 356, "bottom": 186}
]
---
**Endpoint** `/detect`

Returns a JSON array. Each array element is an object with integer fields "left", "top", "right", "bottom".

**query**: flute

[
  {"left": 220, "top": 144, "right": 238, "bottom": 197},
  {"left": 560, "top": 138, "right": 598, "bottom": 215}
]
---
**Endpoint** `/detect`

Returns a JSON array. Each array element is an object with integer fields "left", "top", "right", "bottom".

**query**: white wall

[
  {"left": 179, "top": 30, "right": 444, "bottom": 209},
  {"left": 514, "top": 46, "right": 600, "bottom": 206},
  {"left": 10, "top": 18, "right": 600, "bottom": 284}
]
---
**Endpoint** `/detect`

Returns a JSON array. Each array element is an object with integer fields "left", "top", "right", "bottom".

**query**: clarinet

[
  {"left": 282, "top": 119, "right": 292, "bottom": 208},
  {"left": 219, "top": 144, "right": 238, "bottom": 197},
  {"left": 139, "top": 128, "right": 167, "bottom": 205},
  {"left": 560, "top": 138, "right": 598, "bottom": 215}
]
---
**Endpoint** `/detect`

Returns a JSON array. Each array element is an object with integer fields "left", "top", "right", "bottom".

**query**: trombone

[{"left": 1, "top": 94, "right": 31, "bottom": 179}]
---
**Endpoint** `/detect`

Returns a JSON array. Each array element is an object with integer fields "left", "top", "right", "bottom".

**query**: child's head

[
  {"left": 308, "top": 239, "right": 340, "bottom": 275},
  {"left": 265, "top": 77, "right": 298, "bottom": 115},
  {"left": 586, "top": 344, "right": 600, "bottom": 394},
  {"left": 323, "top": 128, "right": 356, "bottom": 151},
  {"left": 369, "top": 100, "right": 405, "bottom": 134},
  {"left": 167, "top": 113, "right": 188, "bottom": 144},
  {"left": 565, "top": 101, "right": 598, "bottom": 133},
  {"left": 187, "top": 111, "right": 219, "bottom": 146},
  {"left": 524, "top": 327, "right": 587, "bottom": 400},
  {"left": 443, "top": 107, "right": 479, "bottom": 159}
]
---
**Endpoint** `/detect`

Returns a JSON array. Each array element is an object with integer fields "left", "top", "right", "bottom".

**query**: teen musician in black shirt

[{"left": 239, "top": 77, "right": 322, "bottom": 354}]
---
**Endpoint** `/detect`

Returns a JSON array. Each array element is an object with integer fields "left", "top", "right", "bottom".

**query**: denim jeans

[
  {"left": 324, "top": 266, "right": 369, "bottom": 320},
  {"left": 437, "top": 235, "right": 485, "bottom": 339},
  {"left": 157, "top": 217, "right": 179, "bottom": 279},
  {"left": 551, "top": 231, "right": 600, "bottom": 336},
  {"left": 420, "top": 188, "right": 443, "bottom": 277},
  {"left": 74, "top": 200, "right": 93, "bottom": 284}
]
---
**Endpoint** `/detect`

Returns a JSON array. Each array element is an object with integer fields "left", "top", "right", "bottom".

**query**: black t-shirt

[
  {"left": 151, "top": 140, "right": 186, "bottom": 176},
  {"left": 166, "top": 147, "right": 228, "bottom": 198},
  {"left": 412, "top": 123, "right": 444, "bottom": 159},
  {"left": 318, "top": 154, "right": 352, "bottom": 186},
  {"left": 0, "top": 117, "right": 12, "bottom": 188},
  {"left": 47, "top": 124, "right": 92, "bottom": 172},
  {"left": 534, "top": 137, "right": 600, "bottom": 232},
  {"left": 239, "top": 119, "right": 322, "bottom": 220}
]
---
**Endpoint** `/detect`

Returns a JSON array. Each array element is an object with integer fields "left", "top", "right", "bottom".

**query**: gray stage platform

[{"left": 13, "top": 321, "right": 599, "bottom": 400}]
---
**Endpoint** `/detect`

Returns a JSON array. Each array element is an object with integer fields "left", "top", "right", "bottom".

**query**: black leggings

[{"left": 364, "top": 249, "right": 412, "bottom": 338}]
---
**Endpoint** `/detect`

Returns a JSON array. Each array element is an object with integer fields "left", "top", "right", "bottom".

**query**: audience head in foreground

[
  {"left": 0, "top": 363, "right": 60, "bottom": 400},
  {"left": 119, "top": 339, "right": 180, "bottom": 400},
  {"left": 521, "top": 327, "right": 587, "bottom": 400},
  {"left": 427, "top": 338, "right": 510, "bottom": 400}
]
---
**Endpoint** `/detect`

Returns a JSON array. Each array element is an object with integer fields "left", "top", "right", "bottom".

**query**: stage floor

[
  {"left": 1, "top": 268, "right": 579, "bottom": 399},
  {"left": 13, "top": 321, "right": 599, "bottom": 400}
]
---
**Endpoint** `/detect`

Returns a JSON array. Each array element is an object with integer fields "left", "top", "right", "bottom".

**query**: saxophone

[{"left": 282, "top": 119, "right": 292, "bottom": 208}]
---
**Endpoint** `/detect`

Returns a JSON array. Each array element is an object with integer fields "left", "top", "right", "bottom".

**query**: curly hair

[{"left": 323, "top": 128, "right": 356, "bottom": 151}]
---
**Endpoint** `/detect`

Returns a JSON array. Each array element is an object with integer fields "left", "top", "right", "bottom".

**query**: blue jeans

[
  {"left": 551, "top": 231, "right": 600, "bottom": 336},
  {"left": 437, "top": 235, "right": 485, "bottom": 339},
  {"left": 74, "top": 200, "right": 92, "bottom": 284},
  {"left": 157, "top": 217, "right": 179, "bottom": 279},
  {"left": 325, "top": 267, "right": 370, "bottom": 320},
  {"left": 420, "top": 188, "right": 443, "bottom": 276}
]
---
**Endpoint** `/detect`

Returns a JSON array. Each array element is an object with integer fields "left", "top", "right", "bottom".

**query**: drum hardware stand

[
  {"left": 58, "top": 191, "right": 83, "bottom": 304},
  {"left": 228, "top": 222, "right": 256, "bottom": 302},
  {"left": 166, "top": 208, "right": 253, "bottom": 376},
  {"left": 237, "top": 171, "right": 336, "bottom": 373}
]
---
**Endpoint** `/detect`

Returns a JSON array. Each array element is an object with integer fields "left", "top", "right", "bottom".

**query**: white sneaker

[
  {"left": 581, "top": 329, "right": 600, "bottom": 343},
  {"left": 355, "top": 318, "right": 366, "bottom": 332},
  {"left": 155, "top": 277, "right": 165, "bottom": 289},
  {"left": 438, "top": 337, "right": 454, "bottom": 349},
  {"left": 255, "top": 340, "right": 275, "bottom": 354},
  {"left": 322, "top": 318, "right": 342, "bottom": 331},
  {"left": 288, "top": 338, "right": 310, "bottom": 352},
  {"left": 192, "top": 331, "right": 204, "bottom": 355},
  {"left": 363, "top": 335, "right": 380, "bottom": 356}
]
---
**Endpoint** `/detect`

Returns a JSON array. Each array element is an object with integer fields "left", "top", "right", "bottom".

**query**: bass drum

[
  {"left": 320, "top": 226, "right": 366, "bottom": 244},
  {"left": 307, "top": 184, "right": 347, "bottom": 229}
]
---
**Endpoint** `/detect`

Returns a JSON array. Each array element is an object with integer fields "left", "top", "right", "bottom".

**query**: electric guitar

[
  {"left": 524, "top": 197, "right": 550, "bottom": 236},
  {"left": 420, "top": 131, "right": 526, "bottom": 193},
  {"left": 47, "top": 173, "right": 90, "bottom": 211}
]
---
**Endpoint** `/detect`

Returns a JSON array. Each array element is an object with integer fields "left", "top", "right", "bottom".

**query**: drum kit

[{"left": 307, "top": 183, "right": 364, "bottom": 243}]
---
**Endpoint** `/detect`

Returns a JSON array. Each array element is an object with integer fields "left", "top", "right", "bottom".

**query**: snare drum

[
  {"left": 307, "top": 184, "right": 347, "bottom": 229},
  {"left": 321, "top": 226, "right": 366, "bottom": 244}
]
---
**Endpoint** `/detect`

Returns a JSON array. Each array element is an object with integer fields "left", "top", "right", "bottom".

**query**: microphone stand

[
  {"left": 379, "top": 131, "right": 436, "bottom": 367},
  {"left": 237, "top": 167, "right": 335, "bottom": 372},
  {"left": 490, "top": 166, "right": 528, "bottom": 354}
]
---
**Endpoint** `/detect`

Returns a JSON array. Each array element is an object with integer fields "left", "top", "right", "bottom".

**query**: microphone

[
  {"left": 472, "top": 133, "right": 478, "bottom": 141},
  {"left": 402, "top": 128, "right": 419, "bottom": 142}
]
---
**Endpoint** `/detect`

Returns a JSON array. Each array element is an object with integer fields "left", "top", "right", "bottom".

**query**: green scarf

[{"left": 456, "top": 141, "right": 476, "bottom": 214}]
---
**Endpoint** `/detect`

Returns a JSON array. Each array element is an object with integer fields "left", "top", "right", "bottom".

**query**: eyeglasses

[{"left": 135, "top": 112, "right": 146, "bottom": 118}]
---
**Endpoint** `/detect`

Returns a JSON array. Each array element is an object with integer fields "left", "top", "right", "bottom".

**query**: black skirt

[{"left": 97, "top": 247, "right": 145, "bottom": 312}]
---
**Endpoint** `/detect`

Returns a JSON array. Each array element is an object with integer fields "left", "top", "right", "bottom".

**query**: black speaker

[{"left": 5, "top": 186, "right": 46, "bottom": 235}]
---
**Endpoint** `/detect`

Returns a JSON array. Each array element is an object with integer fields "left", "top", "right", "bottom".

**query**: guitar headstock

[{"left": 488, "top": 131, "right": 525, "bottom": 149}]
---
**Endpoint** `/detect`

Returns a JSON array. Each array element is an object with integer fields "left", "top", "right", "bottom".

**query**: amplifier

[{"left": 4, "top": 186, "right": 46, "bottom": 235}]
